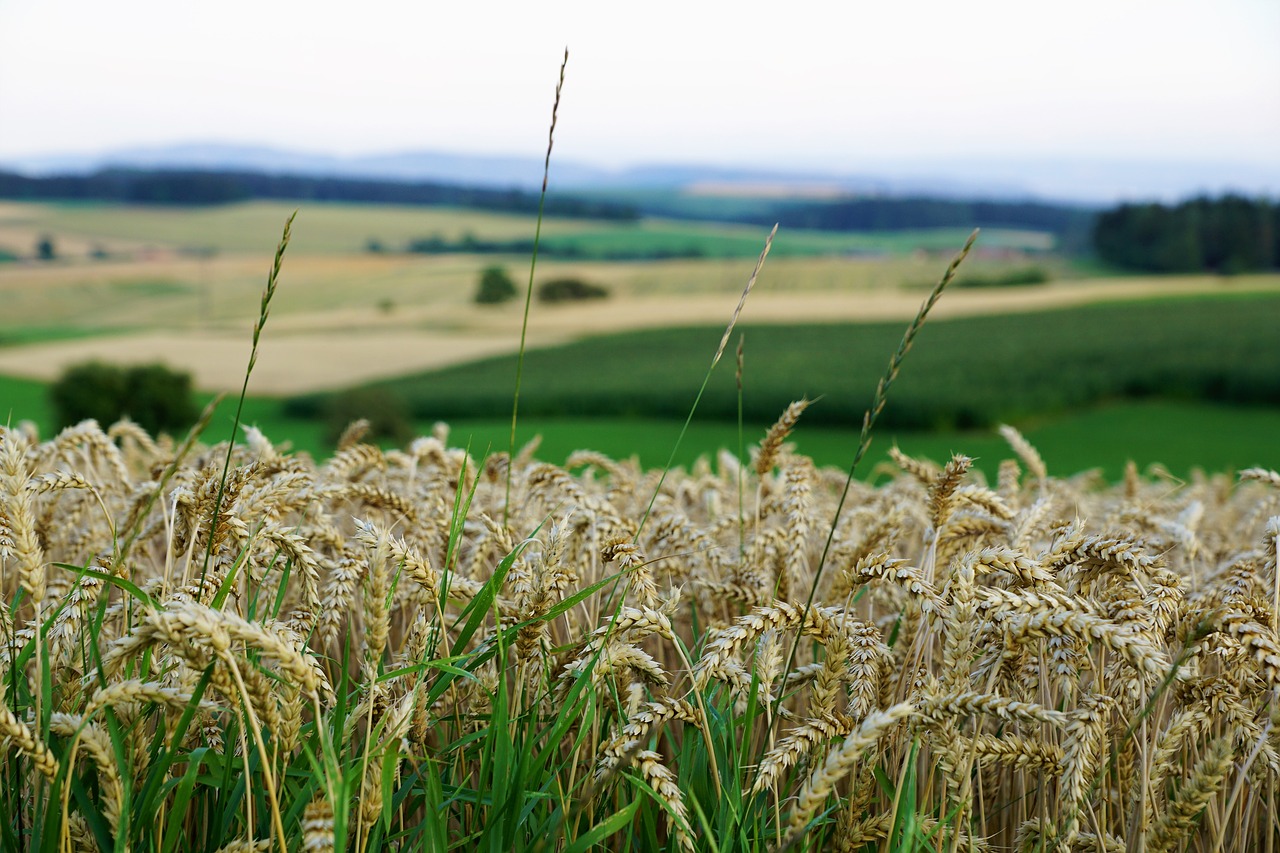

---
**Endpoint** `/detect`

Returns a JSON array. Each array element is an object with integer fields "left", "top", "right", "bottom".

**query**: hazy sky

[{"left": 1, "top": 0, "right": 1277, "bottom": 171}]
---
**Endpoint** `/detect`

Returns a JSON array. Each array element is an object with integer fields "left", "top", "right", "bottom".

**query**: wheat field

[
  {"left": 1, "top": 213, "right": 1278, "bottom": 853},
  {"left": 1, "top": 403, "right": 1277, "bottom": 851},
  {"left": 2, "top": 191, "right": 1278, "bottom": 851},
  {"left": 4, "top": 198, "right": 1280, "bottom": 395}
]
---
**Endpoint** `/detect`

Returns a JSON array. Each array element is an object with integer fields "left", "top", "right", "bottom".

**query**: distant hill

[
  {"left": 0, "top": 143, "right": 1006, "bottom": 198},
  {"left": 4, "top": 142, "right": 1276, "bottom": 203},
  {"left": 0, "top": 166, "right": 1099, "bottom": 244}
]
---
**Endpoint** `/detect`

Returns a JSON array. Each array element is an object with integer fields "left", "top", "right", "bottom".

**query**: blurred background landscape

[{"left": 0, "top": 0, "right": 1276, "bottom": 479}]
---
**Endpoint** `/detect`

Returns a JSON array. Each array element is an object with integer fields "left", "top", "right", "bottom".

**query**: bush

[
  {"left": 955, "top": 266, "right": 1051, "bottom": 288},
  {"left": 474, "top": 266, "right": 518, "bottom": 305},
  {"left": 537, "top": 277, "right": 610, "bottom": 304},
  {"left": 323, "top": 387, "right": 414, "bottom": 447},
  {"left": 50, "top": 361, "right": 198, "bottom": 435},
  {"left": 36, "top": 234, "right": 56, "bottom": 261}
]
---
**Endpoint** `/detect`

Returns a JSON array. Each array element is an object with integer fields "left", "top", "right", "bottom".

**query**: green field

[
  {"left": 0, "top": 374, "right": 53, "bottom": 427},
  {"left": 412, "top": 223, "right": 1057, "bottom": 260},
  {"left": 285, "top": 292, "right": 1280, "bottom": 433},
  {"left": 436, "top": 401, "right": 1280, "bottom": 481},
  {"left": 5, "top": 201, "right": 1279, "bottom": 486},
  {"left": 5, "top": 366, "right": 1274, "bottom": 482}
]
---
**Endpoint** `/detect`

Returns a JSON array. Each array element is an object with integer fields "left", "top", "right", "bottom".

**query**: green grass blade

[{"left": 562, "top": 799, "right": 640, "bottom": 853}]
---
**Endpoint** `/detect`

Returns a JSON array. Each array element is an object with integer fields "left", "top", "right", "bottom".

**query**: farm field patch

[
  {"left": 0, "top": 254, "right": 1274, "bottom": 393},
  {"left": 302, "top": 293, "right": 1280, "bottom": 431},
  {"left": 0, "top": 199, "right": 1055, "bottom": 258},
  {"left": 416, "top": 400, "right": 1280, "bottom": 482},
  {"left": 2, "top": 364, "right": 1272, "bottom": 483},
  {"left": 2, "top": 198, "right": 1276, "bottom": 398}
]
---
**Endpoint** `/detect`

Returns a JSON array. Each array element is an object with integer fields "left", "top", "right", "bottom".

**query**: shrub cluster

[
  {"left": 954, "top": 266, "right": 1050, "bottom": 288},
  {"left": 49, "top": 361, "right": 197, "bottom": 436},
  {"left": 322, "top": 387, "right": 413, "bottom": 447},
  {"left": 405, "top": 234, "right": 709, "bottom": 261},
  {"left": 537, "top": 277, "right": 609, "bottom": 303}
]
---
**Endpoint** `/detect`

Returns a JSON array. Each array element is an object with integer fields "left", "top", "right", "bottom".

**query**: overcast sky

[{"left": 1, "top": 0, "right": 1277, "bottom": 172}]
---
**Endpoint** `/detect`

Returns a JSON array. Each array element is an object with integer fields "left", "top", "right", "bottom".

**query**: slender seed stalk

[
  {"left": 636, "top": 223, "right": 777, "bottom": 537},
  {"left": 506, "top": 48, "right": 568, "bottom": 526},
  {"left": 760, "top": 228, "right": 977, "bottom": 776},
  {"left": 200, "top": 211, "right": 296, "bottom": 584},
  {"left": 808, "top": 229, "right": 976, "bottom": 601}
]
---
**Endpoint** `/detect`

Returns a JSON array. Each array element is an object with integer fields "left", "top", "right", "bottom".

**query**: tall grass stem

[
  {"left": 764, "top": 228, "right": 977, "bottom": 753},
  {"left": 636, "top": 224, "right": 777, "bottom": 536},
  {"left": 506, "top": 48, "right": 568, "bottom": 526},
  {"left": 200, "top": 211, "right": 295, "bottom": 581}
]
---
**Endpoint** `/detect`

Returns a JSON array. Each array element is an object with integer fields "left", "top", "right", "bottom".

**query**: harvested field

[
  {"left": 0, "top": 199, "right": 1057, "bottom": 258},
  {"left": 0, "top": 199, "right": 616, "bottom": 254},
  {"left": 0, "top": 269, "right": 1275, "bottom": 393},
  {"left": 0, "top": 329, "right": 537, "bottom": 393},
  {"left": 3, "top": 198, "right": 1277, "bottom": 394}
]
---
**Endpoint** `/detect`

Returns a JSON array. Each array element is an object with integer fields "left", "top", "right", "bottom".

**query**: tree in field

[
  {"left": 36, "top": 234, "right": 56, "bottom": 261},
  {"left": 537, "top": 277, "right": 610, "bottom": 303},
  {"left": 474, "top": 265, "right": 518, "bottom": 305}
]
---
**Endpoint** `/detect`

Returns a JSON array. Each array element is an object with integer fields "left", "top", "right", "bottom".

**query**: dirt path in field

[{"left": 0, "top": 273, "right": 1274, "bottom": 394}]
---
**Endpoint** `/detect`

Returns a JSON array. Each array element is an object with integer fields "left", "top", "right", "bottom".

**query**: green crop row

[{"left": 288, "top": 293, "right": 1280, "bottom": 431}]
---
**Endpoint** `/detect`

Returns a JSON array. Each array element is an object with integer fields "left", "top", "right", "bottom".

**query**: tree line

[
  {"left": 668, "top": 196, "right": 1095, "bottom": 250},
  {"left": 0, "top": 168, "right": 641, "bottom": 220},
  {"left": 765, "top": 197, "right": 1092, "bottom": 235},
  {"left": 0, "top": 168, "right": 1096, "bottom": 238},
  {"left": 4, "top": 167, "right": 1273, "bottom": 274},
  {"left": 403, "top": 234, "right": 707, "bottom": 260},
  {"left": 1093, "top": 195, "right": 1279, "bottom": 273}
]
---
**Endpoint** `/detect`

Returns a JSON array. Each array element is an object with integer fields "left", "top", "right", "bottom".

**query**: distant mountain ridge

[
  {"left": 4, "top": 142, "right": 1277, "bottom": 204},
  {"left": 0, "top": 143, "right": 1005, "bottom": 198}
]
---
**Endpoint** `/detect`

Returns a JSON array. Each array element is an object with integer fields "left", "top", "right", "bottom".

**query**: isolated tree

[
  {"left": 474, "top": 265, "right": 518, "bottom": 305},
  {"left": 36, "top": 234, "right": 56, "bottom": 261}
]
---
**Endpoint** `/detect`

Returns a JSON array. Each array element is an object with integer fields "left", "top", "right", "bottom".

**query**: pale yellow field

[
  {"left": 2, "top": 199, "right": 1278, "bottom": 394},
  {"left": 0, "top": 199, "right": 616, "bottom": 254},
  {"left": 0, "top": 265, "right": 1277, "bottom": 393}
]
